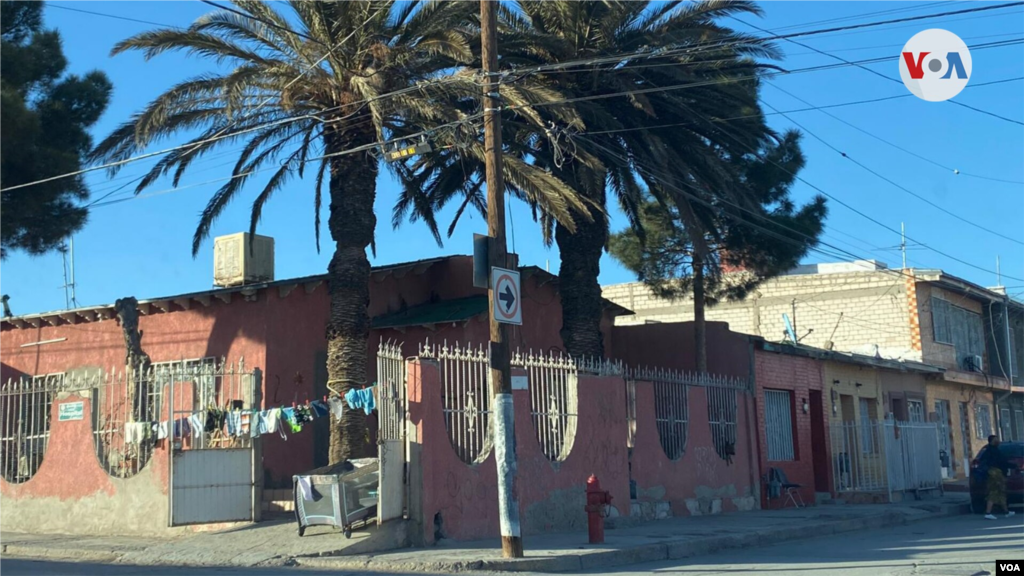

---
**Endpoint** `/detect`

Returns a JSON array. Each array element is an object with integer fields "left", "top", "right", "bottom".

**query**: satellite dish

[{"left": 782, "top": 313, "right": 797, "bottom": 343}]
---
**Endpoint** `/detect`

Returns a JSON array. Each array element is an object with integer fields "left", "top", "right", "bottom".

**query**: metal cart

[{"left": 293, "top": 458, "right": 379, "bottom": 538}]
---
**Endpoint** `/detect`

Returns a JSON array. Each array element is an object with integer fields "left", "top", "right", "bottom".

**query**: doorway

[{"left": 809, "top": 390, "right": 830, "bottom": 493}]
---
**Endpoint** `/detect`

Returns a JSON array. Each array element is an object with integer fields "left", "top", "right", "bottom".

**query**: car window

[{"left": 1000, "top": 444, "right": 1024, "bottom": 459}]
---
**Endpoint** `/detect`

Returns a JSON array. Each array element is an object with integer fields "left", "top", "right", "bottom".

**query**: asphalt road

[{"left": 2, "top": 514, "right": 1022, "bottom": 576}]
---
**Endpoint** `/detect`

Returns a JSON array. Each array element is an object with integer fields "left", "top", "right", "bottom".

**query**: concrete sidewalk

[{"left": 2, "top": 496, "right": 970, "bottom": 573}]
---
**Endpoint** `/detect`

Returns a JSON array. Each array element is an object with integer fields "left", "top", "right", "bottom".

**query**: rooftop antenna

[
  {"left": 900, "top": 222, "right": 907, "bottom": 270},
  {"left": 996, "top": 255, "right": 1002, "bottom": 287},
  {"left": 70, "top": 236, "right": 78, "bottom": 307},
  {"left": 58, "top": 236, "right": 78, "bottom": 309}
]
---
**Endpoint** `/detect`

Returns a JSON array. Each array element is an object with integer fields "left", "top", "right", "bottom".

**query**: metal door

[
  {"left": 166, "top": 360, "right": 260, "bottom": 526},
  {"left": 958, "top": 402, "right": 972, "bottom": 474},
  {"left": 172, "top": 448, "right": 253, "bottom": 524}
]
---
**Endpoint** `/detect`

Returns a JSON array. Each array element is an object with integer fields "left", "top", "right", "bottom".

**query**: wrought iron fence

[
  {"left": 0, "top": 374, "right": 62, "bottom": 483},
  {"left": 376, "top": 340, "right": 406, "bottom": 442},
  {"left": 517, "top": 350, "right": 578, "bottom": 462},
  {"left": 420, "top": 342, "right": 493, "bottom": 465},
  {"left": 625, "top": 367, "right": 745, "bottom": 462},
  {"left": 707, "top": 385, "right": 738, "bottom": 462}
]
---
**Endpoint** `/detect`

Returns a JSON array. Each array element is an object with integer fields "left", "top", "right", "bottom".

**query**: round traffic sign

[{"left": 494, "top": 272, "right": 520, "bottom": 320}]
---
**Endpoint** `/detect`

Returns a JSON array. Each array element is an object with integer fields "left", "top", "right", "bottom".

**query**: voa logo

[
  {"left": 997, "top": 560, "right": 1023, "bottom": 574},
  {"left": 899, "top": 29, "right": 972, "bottom": 102}
]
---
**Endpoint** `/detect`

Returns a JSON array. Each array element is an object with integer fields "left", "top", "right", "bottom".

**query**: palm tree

[
  {"left": 418, "top": 1, "right": 779, "bottom": 362},
  {"left": 90, "top": 1, "right": 586, "bottom": 463}
]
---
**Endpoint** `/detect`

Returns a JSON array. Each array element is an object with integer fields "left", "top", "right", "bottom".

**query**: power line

[
  {"left": 758, "top": 94, "right": 1024, "bottom": 246},
  {"left": 733, "top": 16, "right": 1024, "bottom": 127},
  {"left": 504, "top": 2, "right": 1024, "bottom": 77},
  {"left": 764, "top": 83, "right": 1024, "bottom": 186},
  {"left": 669, "top": 100, "right": 1024, "bottom": 282},
  {"left": 198, "top": 0, "right": 327, "bottom": 47},
  {"left": 48, "top": 4, "right": 179, "bottom": 28}
]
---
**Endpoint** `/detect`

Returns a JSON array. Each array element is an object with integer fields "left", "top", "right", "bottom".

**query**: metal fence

[
  {"left": 831, "top": 420, "right": 887, "bottom": 492},
  {"left": 376, "top": 340, "right": 407, "bottom": 442},
  {"left": 884, "top": 421, "right": 943, "bottom": 495},
  {"left": 830, "top": 419, "right": 942, "bottom": 498},
  {"left": 165, "top": 358, "right": 256, "bottom": 450},
  {"left": 517, "top": 350, "right": 578, "bottom": 462},
  {"left": 624, "top": 367, "right": 745, "bottom": 462},
  {"left": 0, "top": 374, "right": 62, "bottom": 483},
  {"left": 420, "top": 342, "right": 493, "bottom": 465}
]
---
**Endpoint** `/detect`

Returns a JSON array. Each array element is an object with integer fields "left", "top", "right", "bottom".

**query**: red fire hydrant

[{"left": 585, "top": 474, "right": 613, "bottom": 544}]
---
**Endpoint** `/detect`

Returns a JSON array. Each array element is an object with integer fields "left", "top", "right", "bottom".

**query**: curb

[
  {"left": 1, "top": 544, "right": 121, "bottom": 564},
  {"left": 295, "top": 503, "right": 970, "bottom": 573}
]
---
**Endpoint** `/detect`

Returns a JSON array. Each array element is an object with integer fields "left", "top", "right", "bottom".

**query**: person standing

[{"left": 980, "top": 435, "right": 1016, "bottom": 520}]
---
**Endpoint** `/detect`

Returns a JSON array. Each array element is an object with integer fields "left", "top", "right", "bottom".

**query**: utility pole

[{"left": 481, "top": 0, "right": 523, "bottom": 559}]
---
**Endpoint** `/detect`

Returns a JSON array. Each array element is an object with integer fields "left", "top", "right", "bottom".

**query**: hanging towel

[
  {"left": 156, "top": 421, "right": 169, "bottom": 440},
  {"left": 328, "top": 397, "right": 345, "bottom": 421},
  {"left": 310, "top": 400, "right": 329, "bottom": 418},
  {"left": 249, "top": 411, "right": 262, "bottom": 438},
  {"left": 188, "top": 413, "right": 205, "bottom": 438},
  {"left": 297, "top": 476, "right": 314, "bottom": 501},
  {"left": 345, "top": 387, "right": 377, "bottom": 415},
  {"left": 226, "top": 411, "right": 242, "bottom": 436},
  {"left": 124, "top": 422, "right": 141, "bottom": 444},
  {"left": 239, "top": 411, "right": 252, "bottom": 437},
  {"left": 263, "top": 408, "right": 285, "bottom": 439}
]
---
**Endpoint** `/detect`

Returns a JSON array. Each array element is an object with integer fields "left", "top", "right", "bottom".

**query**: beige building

[{"left": 604, "top": 261, "right": 1024, "bottom": 479}]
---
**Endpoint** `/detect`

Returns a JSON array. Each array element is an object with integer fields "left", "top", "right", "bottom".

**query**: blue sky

[{"left": 2, "top": 1, "right": 1022, "bottom": 315}]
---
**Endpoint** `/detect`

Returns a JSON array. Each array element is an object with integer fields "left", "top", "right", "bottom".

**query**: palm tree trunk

[
  {"left": 324, "top": 127, "right": 378, "bottom": 465},
  {"left": 692, "top": 252, "right": 707, "bottom": 372},
  {"left": 555, "top": 213, "right": 607, "bottom": 359}
]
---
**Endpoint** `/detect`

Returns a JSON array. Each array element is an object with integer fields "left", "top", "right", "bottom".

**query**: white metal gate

[
  {"left": 167, "top": 360, "right": 260, "bottom": 526},
  {"left": 884, "top": 421, "right": 943, "bottom": 496},
  {"left": 830, "top": 419, "right": 942, "bottom": 500}
]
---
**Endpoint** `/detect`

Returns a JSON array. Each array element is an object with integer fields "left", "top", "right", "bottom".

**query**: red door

[{"left": 809, "top": 390, "right": 830, "bottom": 493}]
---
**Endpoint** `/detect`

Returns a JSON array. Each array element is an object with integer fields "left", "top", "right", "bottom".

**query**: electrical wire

[
  {"left": 757, "top": 96, "right": 1024, "bottom": 246},
  {"left": 667, "top": 100, "right": 1024, "bottom": 282},
  {"left": 48, "top": 4, "right": 181, "bottom": 28}
]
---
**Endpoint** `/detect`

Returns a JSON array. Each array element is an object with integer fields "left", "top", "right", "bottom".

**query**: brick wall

[
  {"left": 604, "top": 270, "right": 913, "bottom": 360},
  {"left": 753, "top": 349, "right": 826, "bottom": 508}
]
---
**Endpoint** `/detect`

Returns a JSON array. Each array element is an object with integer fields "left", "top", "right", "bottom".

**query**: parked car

[{"left": 969, "top": 441, "right": 1024, "bottom": 513}]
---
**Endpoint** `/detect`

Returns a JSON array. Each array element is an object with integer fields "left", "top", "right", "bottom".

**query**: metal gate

[
  {"left": 884, "top": 421, "right": 943, "bottom": 496},
  {"left": 166, "top": 359, "right": 261, "bottom": 526}
]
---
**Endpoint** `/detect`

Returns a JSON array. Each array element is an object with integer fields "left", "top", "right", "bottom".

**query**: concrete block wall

[{"left": 604, "top": 270, "right": 913, "bottom": 360}]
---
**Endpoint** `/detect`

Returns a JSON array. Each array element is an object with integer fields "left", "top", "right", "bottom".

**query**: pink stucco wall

[
  {"left": 407, "top": 359, "right": 630, "bottom": 544},
  {"left": 0, "top": 395, "right": 172, "bottom": 535},
  {"left": 629, "top": 383, "right": 760, "bottom": 516}
]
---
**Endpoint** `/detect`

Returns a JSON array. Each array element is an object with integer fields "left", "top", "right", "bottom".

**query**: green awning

[{"left": 371, "top": 295, "right": 487, "bottom": 329}]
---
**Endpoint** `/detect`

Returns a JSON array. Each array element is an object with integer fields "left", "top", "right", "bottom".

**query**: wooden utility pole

[{"left": 481, "top": 0, "right": 523, "bottom": 558}]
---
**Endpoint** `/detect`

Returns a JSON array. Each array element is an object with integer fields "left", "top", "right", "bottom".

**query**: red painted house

[{"left": 0, "top": 255, "right": 628, "bottom": 490}]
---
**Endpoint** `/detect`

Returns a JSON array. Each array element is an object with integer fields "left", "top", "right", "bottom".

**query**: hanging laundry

[
  {"left": 188, "top": 413, "right": 205, "bottom": 438},
  {"left": 239, "top": 411, "right": 252, "bottom": 437},
  {"left": 174, "top": 417, "right": 191, "bottom": 439},
  {"left": 124, "top": 422, "right": 150, "bottom": 444},
  {"left": 282, "top": 407, "right": 302, "bottom": 434},
  {"left": 310, "top": 400, "right": 329, "bottom": 419},
  {"left": 249, "top": 411, "right": 262, "bottom": 439},
  {"left": 294, "top": 404, "right": 313, "bottom": 424},
  {"left": 264, "top": 409, "right": 281, "bottom": 433},
  {"left": 345, "top": 387, "right": 376, "bottom": 415},
  {"left": 205, "top": 409, "right": 226, "bottom": 433},
  {"left": 328, "top": 397, "right": 345, "bottom": 421},
  {"left": 156, "top": 421, "right": 169, "bottom": 440},
  {"left": 226, "top": 411, "right": 242, "bottom": 436}
]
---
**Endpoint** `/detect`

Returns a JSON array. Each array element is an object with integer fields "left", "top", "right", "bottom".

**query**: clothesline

[{"left": 123, "top": 384, "right": 377, "bottom": 445}]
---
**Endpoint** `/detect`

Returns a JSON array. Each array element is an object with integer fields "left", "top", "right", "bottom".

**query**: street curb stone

[{"left": 296, "top": 504, "right": 970, "bottom": 573}]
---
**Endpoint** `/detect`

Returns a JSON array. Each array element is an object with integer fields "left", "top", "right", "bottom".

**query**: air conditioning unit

[
  {"left": 962, "top": 354, "right": 983, "bottom": 373},
  {"left": 213, "top": 233, "right": 274, "bottom": 287}
]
